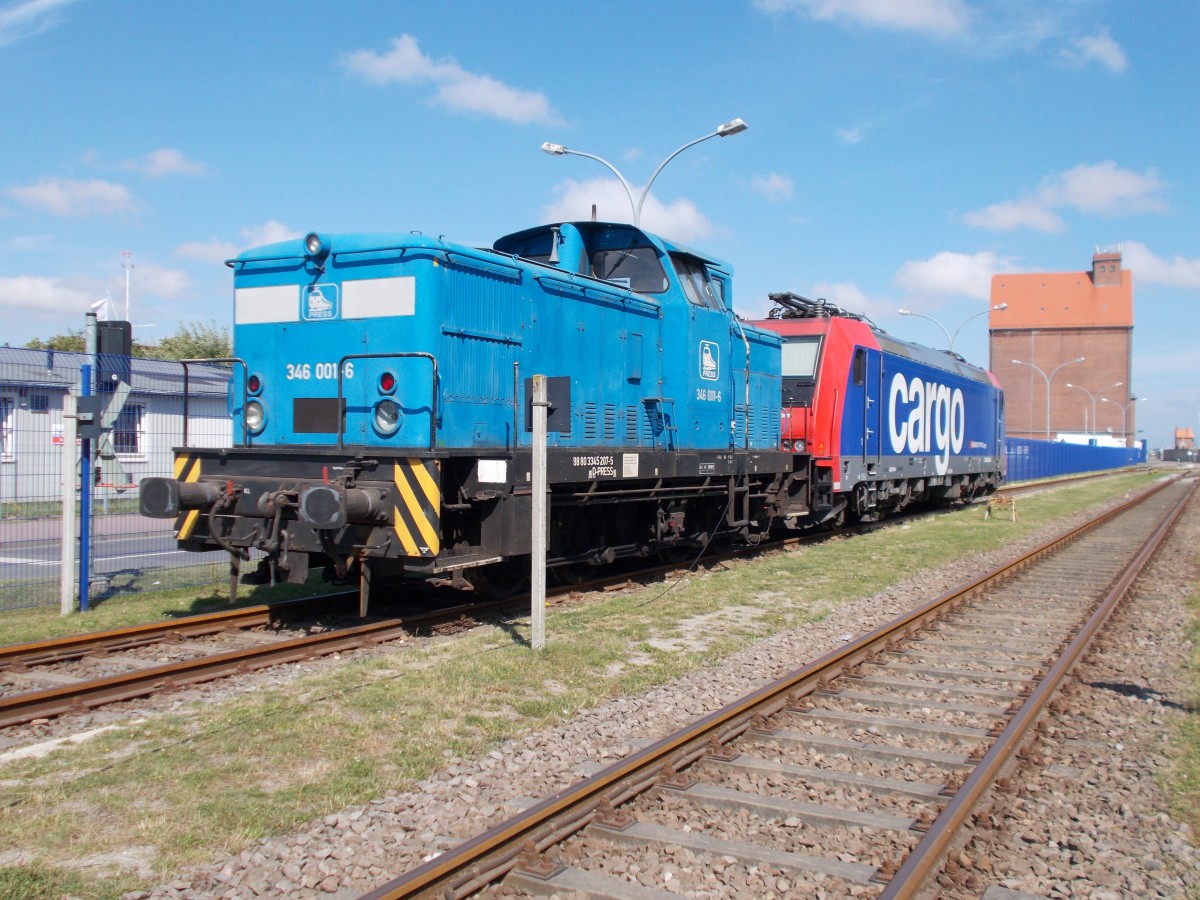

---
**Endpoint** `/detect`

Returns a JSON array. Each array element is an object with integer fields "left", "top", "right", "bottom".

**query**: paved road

[{"left": 1, "top": 525, "right": 229, "bottom": 584}]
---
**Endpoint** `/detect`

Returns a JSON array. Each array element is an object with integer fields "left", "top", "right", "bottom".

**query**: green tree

[
  {"left": 23, "top": 330, "right": 86, "bottom": 352},
  {"left": 153, "top": 321, "right": 231, "bottom": 360},
  {"left": 22, "top": 321, "right": 230, "bottom": 360}
]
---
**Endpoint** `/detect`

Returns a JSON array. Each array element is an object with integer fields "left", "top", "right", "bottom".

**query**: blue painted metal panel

[
  {"left": 843, "top": 352, "right": 1002, "bottom": 474},
  {"left": 1004, "top": 437, "right": 1146, "bottom": 482},
  {"left": 227, "top": 223, "right": 779, "bottom": 455}
]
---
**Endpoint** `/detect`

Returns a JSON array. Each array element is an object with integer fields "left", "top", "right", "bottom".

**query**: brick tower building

[{"left": 989, "top": 248, "right": 1134, "bottom": 444}]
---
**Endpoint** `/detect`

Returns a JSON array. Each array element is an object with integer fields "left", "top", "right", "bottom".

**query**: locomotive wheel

[{"left": 465, "top": 558, "right": 531, "bottom": 601}]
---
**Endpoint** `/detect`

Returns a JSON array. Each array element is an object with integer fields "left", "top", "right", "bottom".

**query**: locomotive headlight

[
  {"left": 373, "top": 398, "right": 401, "bottom": 435},
  {"left": 245, "top": 399, "right": 266, "bottom": 434},
  {"left": 303, "top": 231, "right": 331, "bottom": 262},
  {"left": 793, "top": 439, "right": 806, "bottom": 453}
]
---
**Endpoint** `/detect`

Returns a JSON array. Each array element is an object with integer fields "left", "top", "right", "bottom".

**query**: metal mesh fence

[{"left": 0, "top": 348, "right": 234, "bottom": 612}]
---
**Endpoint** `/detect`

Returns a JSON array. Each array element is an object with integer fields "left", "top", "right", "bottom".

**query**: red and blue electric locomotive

[{"left": 750, "top": 292, "right": 1004, "bottom": 528}]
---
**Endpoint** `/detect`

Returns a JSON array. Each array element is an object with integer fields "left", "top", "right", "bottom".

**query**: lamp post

[
  {"left": 1100, "top": 396, "right": 1143, "bottom": 446},
  {"left": 1011, "top": 356, "right": 1085, "bottom": 439},
  {"left": 897, "top": 303, "right": 1007, "bottom": 354},
  {"left": 540, "top": 118, "right": 748, "bottom": 226},
  {"left": 1066, "top": 381, "right": 1121, "bottom": 440}
]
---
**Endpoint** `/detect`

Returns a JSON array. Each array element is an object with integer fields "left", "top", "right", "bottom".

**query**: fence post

[{"left": 59, "top": 392, "right": 79, "bottom": 616}]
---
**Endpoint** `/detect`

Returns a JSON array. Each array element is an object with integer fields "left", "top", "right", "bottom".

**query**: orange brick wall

[{"left": 991, "top": 328, "right": 1134, "bottom": 442}]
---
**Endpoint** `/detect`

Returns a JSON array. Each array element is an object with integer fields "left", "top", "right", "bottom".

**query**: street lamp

[
  {"left": 1100, "top": 396, "right": 1143, "bottom": 446},
  {"left": 897, "top": 303, "right": 1007, "bottom": 354},
  {"left": 1066, "top": 382, "right": 1121, "bottom": 440},
  {"left": 1011, "top": 356, "right": 1085, "bottom": 439},
  {"left": 540, "top": 118, "right": 748, "bottom": 226}
]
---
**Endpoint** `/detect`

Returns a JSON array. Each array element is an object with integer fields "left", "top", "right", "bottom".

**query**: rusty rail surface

[{"left": 359, "top": 473, "right": 1192, "bottom": 899}]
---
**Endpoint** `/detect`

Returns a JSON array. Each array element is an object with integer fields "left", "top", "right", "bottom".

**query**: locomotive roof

[
  {"left": 763, "top": 292, "right": 992, "bottom": 382},
  {"left": 493, "top": 221, "right": 732, "bottom": 273}
]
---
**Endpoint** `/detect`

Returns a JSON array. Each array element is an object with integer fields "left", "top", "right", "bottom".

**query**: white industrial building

[{"left": 0, "top": 347, "right": 231, "bottom": 507}]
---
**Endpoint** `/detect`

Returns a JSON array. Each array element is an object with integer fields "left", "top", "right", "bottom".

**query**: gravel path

[{"left": 127, "top": 485, "right": 1200, "bottom": 899}]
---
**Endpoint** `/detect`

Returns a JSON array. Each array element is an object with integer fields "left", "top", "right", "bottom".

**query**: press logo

[
  {"left": 699, "top": 340, "right": 719, "bottom": 381},
  {"left": 302, "top": 283, "right": 338, "bottom": 320}
]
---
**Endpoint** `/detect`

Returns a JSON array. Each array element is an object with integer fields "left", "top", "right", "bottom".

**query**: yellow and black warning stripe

[
  {"left": 393, "top": 458, "right": 441, "bottom": 557},
  {"left": 173, "top": 452, "right": 202, "bottom": 541}
]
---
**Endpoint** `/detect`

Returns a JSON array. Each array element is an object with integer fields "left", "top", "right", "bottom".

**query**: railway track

[
  {"left": 0, "top": 472, "right": 1145, "bottom": 734},
  {"left": 359, "top": 474, "right": 1193, "bottom": 899}
]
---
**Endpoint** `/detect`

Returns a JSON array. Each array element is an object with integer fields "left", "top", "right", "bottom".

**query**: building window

[
  {"left": 113, "top": 403, "right": 145, "bottom": 455},
  {"left": 29, "top": 392, "right": 49, "bottom": 413},
  {"left": 1, "top": 397, "right": 13, "bottom": 461}
]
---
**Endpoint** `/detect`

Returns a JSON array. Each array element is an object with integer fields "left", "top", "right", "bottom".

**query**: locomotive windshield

[
  {"left": 671, "top": 256, "right": 725, "bottom": 310},
  {"left": 591, "top": 241, "right": 668, "bottom": 293},
  {"left": 782, "top": 336, "right": 821, "bottom": 380}
]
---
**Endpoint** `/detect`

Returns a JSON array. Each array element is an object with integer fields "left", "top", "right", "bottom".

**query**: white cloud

[
  {"left": 964, "top": 199, "right": 1066, "bottom": 233},
  {"left": 539, "top": 177, "right": 713, "bottom": 244},
  {"left": 1062, "top": 28, "right": 1128, "bottom": 73},
  {"left": 8, "top": 177, "right": 135, "bottom": 217},
  {"left": 0, "top": 0, "right": 76, "bottom": 47},
  {"left": 963, "top": 161, "right": 1167, "bottom": 232},
  {"left": 133, "top": 262, "right": 191, "bottom": 299},
  {"left": 749, "top": 172, "right": 794, "bottom": 201},
  {"left": 1122, "top": 241, "right": 1200, "bottom": 289},
  {"left": 175, "top": 221, "right": 300, "bottom": 263},
  {"left": 343, "top": 34, "right": 559, "bottom": 125},
  {"left": 809, "top": 280, "right": 894, "bottom": 321},
  {"left": 894, "top": 250, "right": 1019, "bottom": 301},
  {"left": 1050, "top": 161, "right": 1164, "bottom": 214},
  {"left": 836, "top": 126, "right": 865, "bottom": 145},
  {"left": 122, "top": 148, "right": 207, "bottom": 178},
  {"left": 241, "top": 220, "right": 301, "bottom": 247},
  {"left": 174, "top": 240, "right": 239, "bottom": 264},
  {"left": 0, "top": 274, "right": 95, "bottom": 316},
  {"left": 755, "top": 0, "right": 970, "bottom": 38}
]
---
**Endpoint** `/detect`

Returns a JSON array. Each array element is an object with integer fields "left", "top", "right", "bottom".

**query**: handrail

[
  {"left": 335, "top": 352, "right": 439, "bottom": 451},
  {"left": 180, "top": 357, "right": 248, "bottom": 448}
]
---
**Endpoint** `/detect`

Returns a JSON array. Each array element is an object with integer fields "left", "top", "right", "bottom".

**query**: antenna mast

[{"left": 121, "top": 251, "right": 134, "bottom": 322}]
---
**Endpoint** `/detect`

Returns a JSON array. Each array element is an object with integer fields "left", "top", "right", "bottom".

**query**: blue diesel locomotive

[{"left": 140, "top": 221, "right": 795, "bottom": 602}]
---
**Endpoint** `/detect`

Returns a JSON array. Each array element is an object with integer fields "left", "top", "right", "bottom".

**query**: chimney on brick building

[{"left": 1091, "top": 246, "right": 1123, "bottom": 287}]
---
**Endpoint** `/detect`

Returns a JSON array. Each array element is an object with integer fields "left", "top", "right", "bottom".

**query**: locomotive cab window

[
  {"left": 781, "top": 335, "right": 821, "bottom": 406},
  {"left": 671, "top": 256, "right": 724, "bottom": 310},
  {"left": 782, "top": 336, "right": 821, "bottom": 381},
  {"left": 852, "top": 347, "right": 867, "bottom": 386},
  {"left": 590, "top": 237, "right": 668, "bottom": 293}
]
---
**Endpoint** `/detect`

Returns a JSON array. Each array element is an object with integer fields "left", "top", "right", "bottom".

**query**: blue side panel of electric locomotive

[{"left": 836, "top": 340, "right": 1001, "bottom": 472}]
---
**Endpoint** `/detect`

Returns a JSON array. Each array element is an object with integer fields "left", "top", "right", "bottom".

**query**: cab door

[
  {"left": 844, "top": 346, "right": 882, "bottom": 462},
  {"left": 673, "top": 257, "right": 734, "bottom": 449}
]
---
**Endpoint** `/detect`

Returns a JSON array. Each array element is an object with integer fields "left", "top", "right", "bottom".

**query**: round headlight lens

[
  {"left": 373, "top": 398, "right": 400, "bottom": 435},
  {"left": 245, "top": 400, "right": 266, "bottom": 434}
]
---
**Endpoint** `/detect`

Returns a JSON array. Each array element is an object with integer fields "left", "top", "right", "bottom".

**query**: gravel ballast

[{"left": 118, "top": 484, "right": 1200, "bottom": 898}]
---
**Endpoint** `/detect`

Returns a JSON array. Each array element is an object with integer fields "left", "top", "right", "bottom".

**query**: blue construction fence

[{"left": 1005, "top": 436, "right": 1146, "bottom": 483}]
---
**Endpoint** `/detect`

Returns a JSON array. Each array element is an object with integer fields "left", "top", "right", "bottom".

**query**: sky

[{"left": 1, "top": 0, "right": 1197, "bottom": 449}]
